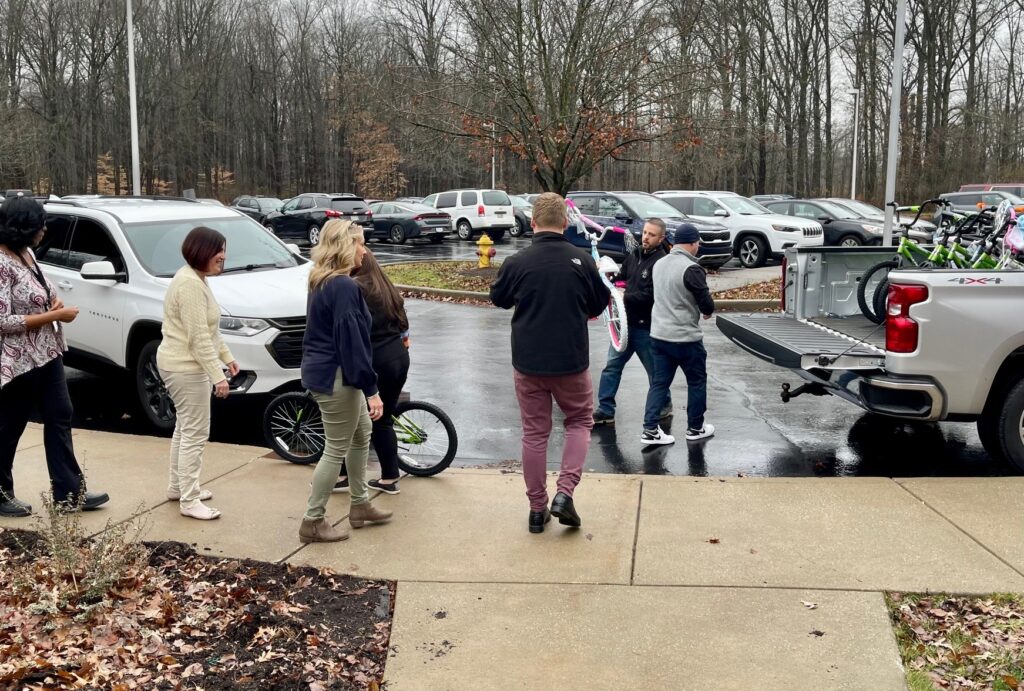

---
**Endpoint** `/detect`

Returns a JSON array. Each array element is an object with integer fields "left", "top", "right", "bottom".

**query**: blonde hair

[
  {"left": 531, "top": 192, "right": 567, "bottom": 229},
  {"left": 308, "top": 220, "right": 365, "bottom": 291}
]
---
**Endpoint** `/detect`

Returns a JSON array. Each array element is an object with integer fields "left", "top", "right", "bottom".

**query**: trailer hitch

[{"left": 780, "top": 381, "right": 829, "bottom": 403}]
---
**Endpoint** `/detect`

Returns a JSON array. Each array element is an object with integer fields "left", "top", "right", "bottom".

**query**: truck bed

[{"left": 716, "top": 313, "right": 885, "bottom": 370}]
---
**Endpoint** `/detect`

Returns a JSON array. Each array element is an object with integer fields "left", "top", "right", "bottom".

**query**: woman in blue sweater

[{"left": 299, "top": 220, "right": 393, "bottom": 543}]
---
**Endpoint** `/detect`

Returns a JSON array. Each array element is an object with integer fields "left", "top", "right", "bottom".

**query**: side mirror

[
  {"left": 285, "top": 243, "right": 301, "bottom": 255},
  {"left": 80, "top": 260, "right": 126, "bottom": 283},
  {"left": 817, "top": 216, "right": 833, "bottom": 224},
  {"left": 713, "top": 208, "right": 729, "bottom": 217}
]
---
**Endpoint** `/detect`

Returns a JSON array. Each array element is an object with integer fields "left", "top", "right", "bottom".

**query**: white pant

[{"left": 160, "top": 369, "right": 211, "bottom": 507}]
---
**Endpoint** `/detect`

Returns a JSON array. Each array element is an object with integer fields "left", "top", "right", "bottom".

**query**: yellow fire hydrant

[{"left": 476, "top": 233, "right": 496, "bottom": 269}]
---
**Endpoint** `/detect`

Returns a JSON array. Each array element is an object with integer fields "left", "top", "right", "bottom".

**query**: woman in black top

[{"left": 335, "top": 251, "right": 410, "bottom": 494}]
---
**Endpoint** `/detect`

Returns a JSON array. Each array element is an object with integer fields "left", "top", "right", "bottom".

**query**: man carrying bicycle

[
  {"left": 593, "top": 218, "right": 672, "bottom": 426},
  {"left": 489, "top": 193, "right": 609, "bottom": 534}
]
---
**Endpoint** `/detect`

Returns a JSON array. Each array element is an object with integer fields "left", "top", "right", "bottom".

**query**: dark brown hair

[
  {"left": 354, "top": 252, "right": 408, "bottom": 331},
  {"left": 181, "top": 226, "right": 226, "bottom": 271}
]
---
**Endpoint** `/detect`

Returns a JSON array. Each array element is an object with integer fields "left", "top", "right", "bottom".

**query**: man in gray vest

[{"left": 641, "top": 223, "right": 715, "bottom": 445}]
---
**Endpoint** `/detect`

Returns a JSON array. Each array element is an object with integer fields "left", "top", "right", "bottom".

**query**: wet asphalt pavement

[{"left": 61, "top": 235, "right": 1009, "bottom": 478}]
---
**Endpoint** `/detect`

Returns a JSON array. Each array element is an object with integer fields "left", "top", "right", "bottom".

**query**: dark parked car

[
  {"left": 366, "top": 202, "right": 452, "bottom": 244},
  {"left": 263, "top": 193, "right": 373, "bottom": 246},
  {"left": 823, "top": 197, "right": 935, "bottom": 244},
  {"left": 750, "top": 193, "right": 794, "bottom": 203},
  {"left": 565, "top": 191, "right": 733, "bottom": 268},
  {"left": 231, "top": 195, "right": 284, "bottom": 224},
  {"left": 762, "top": 198, "right": 883, "bottom": 246},
  {"left": 510, "top": 195, "right": 533, "bottom": 237},
  {"left": 394, "top": 196, "right": 424, "bottom": 204}
]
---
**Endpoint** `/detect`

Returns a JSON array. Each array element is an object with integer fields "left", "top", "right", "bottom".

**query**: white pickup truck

[{"left": 716, "top": 246, "right": 1024, "bottom": 471}]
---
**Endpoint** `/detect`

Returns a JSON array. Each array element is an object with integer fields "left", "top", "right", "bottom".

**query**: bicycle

[
  {"left": 565, "top": 198, "right": 634, "bottom": 353},
  {"left": 262, "top": 390, "right": 458, "bottom": 476}
]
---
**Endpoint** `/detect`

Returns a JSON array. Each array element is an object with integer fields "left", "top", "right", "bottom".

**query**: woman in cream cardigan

[{"left": 157, "top": 226, "right": 239, "bottom": 520}]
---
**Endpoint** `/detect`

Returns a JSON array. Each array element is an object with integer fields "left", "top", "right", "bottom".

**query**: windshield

[
  {"left": 122, "top": 216, "right": 302, "bottom": 277},
  {"left": 815, "top": 200, "right": 860, "bottom": 219},
  {"left": 510, "top": 196, "right": 531, "bottom": 208},
  {"left": 258, "top": 198, "right": 283, "bottom": 210},
  {"left": 839, "top": 199, "right": 883, "bottom": 218},
  {"left": 330, "top": 200, "right": 368, "bottom": 212},
  {"left": 720, "top": 196, "right": 772, "bottom": 215},
  {"left": 618, "top": 194, "right": 685, "bottom": 218}
]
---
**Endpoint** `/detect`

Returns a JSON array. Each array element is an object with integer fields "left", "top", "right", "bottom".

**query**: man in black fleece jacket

[
  {"left": 490, "top": 193, "right": 609, "bottom": 534},
  {"left": 593, "top": 218, "right": 672, "bottom": 425}
]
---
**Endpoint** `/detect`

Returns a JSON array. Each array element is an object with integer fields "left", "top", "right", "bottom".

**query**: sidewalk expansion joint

[
  {"left": 386, "top": 579, "right": 889, "bottom": 594},
  {"left": 629, "top": 480, "right": 644, "bottom": 585},
  {"left": 895, "top": 480, "right": 1024, "bottom": 580}
]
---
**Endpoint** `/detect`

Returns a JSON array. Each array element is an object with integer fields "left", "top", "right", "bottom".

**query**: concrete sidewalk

[{"left": 4, "top": 425, "right": 1023, "bottom": 689}]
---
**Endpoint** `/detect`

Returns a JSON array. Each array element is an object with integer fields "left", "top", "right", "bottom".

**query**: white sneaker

[
  {"left": 180, "top": 502, "right": 221, "bottom": 520},
  {"left": 168, "top": 488, "right": 213, "bottom": 501},
  {"left": 685, "top": 423, "right": 715, "bottom": 441},
  {"left": 640, "top": 427, "right": 675, "bottom": 445}
]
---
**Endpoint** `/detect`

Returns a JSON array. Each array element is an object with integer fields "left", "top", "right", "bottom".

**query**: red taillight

[
  {"left": 324, "top": 209, "right": 341, "bottom": 218},
  {"left": 780, "top": 256, "right": 788, "bottom": 309},
  {"left": 477, "top": 204, "right": 485, "bottom": 216},
  {"left": 366, "top": 209, "right": 372, "bottom": 217},
  {"left": 885, "top": 284, "right": 928, "bottom": 353}
]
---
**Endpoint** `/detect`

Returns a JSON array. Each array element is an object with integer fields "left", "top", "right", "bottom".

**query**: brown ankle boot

[
  {"left": 299, "top": 517, "right": 349, "bottom": 543},
  {"left": 349, "top": 501, "right": 393, "bottom": 528}
]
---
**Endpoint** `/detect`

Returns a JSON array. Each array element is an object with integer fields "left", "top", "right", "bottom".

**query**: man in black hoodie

[
  {"left": 592, "top": 218, "right": 672, "bottom": 425},
  {"left": 490, "top": 193, "right": 610, "bottom": 534}
]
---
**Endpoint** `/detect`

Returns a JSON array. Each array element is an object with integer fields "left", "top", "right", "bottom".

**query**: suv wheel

[
  {"left": 456, "top": 220, "right": 474, "bottom": 241},
  {"left": 307, "top": 224, "right": 321, "bottom": 246},
  {"left": 737, "top": 235, "right": 767, "bottom": 268},
  {"left": 135, "top": 339, "right": 176, "bottom": 432},
  {"left": 995, "top": 376, "right": 1024, "bottom": 472},
  {"left": 839, "top": 235, "right": 862, "bottom": 247}
]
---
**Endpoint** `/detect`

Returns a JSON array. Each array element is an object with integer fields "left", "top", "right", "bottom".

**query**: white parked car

[
  {"left": 421, "top": 189, "right": 515, "bottom": 241},
  {"left": 654, "top": 191, "right": 824, "bottom": 268},
  {"left": 38, "top": 197, "right": 310, "bottom": 431}
]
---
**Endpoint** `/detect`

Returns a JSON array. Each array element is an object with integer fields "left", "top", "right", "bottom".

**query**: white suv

[
  {"left": 39, "top": 197, "right": 311, "bottom": 431},
  {"left": 654, "top": 191, "right": 824, "bottom": 268},
  {"left": 421, "top": 189, "right": 515, "bottom": 241}
]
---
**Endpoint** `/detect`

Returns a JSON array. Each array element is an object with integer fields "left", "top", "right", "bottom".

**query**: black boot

[
  {"left": 550, "top": 492, "right": 581, "bottom": 527},
  {"left": 0, "top": 495, "right": 32, "bottom": 517},
  {"left": 528, "top": 508, "right": 551, "bottom": 534}
]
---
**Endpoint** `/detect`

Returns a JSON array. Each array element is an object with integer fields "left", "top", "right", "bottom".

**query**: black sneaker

[
  {"left": 0, "top": 496, "right": 32, "bottom": 517},
  {"left": 369, "top": 478, "right": 400, "bottom": 495},
  {"left": 640, "top": 427, "right": 675, "bottom": 445},
  {"left": 332, "top": 477, "right": 350, "bottom": 493},
  {"left": 592, "top": 410, "right": 615, "bottom": 425},
  {"left": 529, "top": 508, "right": 551, "bottom": 533}
]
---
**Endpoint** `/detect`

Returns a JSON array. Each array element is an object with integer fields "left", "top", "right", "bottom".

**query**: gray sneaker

[{"left": 592, "top": 410, "right": 615, "bottom": 425}]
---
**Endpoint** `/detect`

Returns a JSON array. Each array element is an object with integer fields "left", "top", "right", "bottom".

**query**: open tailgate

[{"left": 716, "top": 313, "right": 885, "bottom": 370}]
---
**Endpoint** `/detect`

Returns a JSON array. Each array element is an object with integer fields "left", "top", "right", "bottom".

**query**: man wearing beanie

[{"left": 641, "top": 222, "right": 715, "bottom": 445}]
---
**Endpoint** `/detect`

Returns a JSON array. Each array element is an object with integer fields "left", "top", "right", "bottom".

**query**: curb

[{"left": 394, "top": 284, "right": 778, "bottom": 311}]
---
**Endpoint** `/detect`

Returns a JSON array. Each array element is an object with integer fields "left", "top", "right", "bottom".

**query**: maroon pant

[{"left": 513, "top": 369, "right": 594, "bottom": 511}]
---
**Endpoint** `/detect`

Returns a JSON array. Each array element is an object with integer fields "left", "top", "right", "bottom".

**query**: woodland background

[{"left": 1, "top": 0, "right": 1022, "bottom": 202}]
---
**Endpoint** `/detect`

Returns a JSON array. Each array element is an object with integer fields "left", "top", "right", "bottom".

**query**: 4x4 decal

[{"left": 947, "top": 277, "right": 1003, "bottom": 285}]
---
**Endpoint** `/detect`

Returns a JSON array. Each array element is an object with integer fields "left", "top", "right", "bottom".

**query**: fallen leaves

[{"left": 713, "top": 279, "right": 781, "bottom": 301}]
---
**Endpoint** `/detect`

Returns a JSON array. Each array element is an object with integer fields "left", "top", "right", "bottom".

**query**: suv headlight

[
  {"left": 771, "top": 224, "right": 799, "bottom": 232},
  {"left": 220, "top": 316, "right": 270, "bottom": 337},
  {"left": 861, "top": 224, "right": 883, "bottom": 234}
]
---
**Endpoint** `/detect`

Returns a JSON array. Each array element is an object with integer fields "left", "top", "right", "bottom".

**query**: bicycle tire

[
  {"left": 263, "top": 391, "right": 325, "bottom": 465},
  {"left": 393, "top": 400, "right": 458, "bottom": 477},
  {"left": 857, "top": 260, "right": 898, "bottom": 324},
  {"left": 873, "top": 275, "right": 891, "bottom": 323},
  {"left": 606, "top": 289, "right": 629, "bottom": 353}
]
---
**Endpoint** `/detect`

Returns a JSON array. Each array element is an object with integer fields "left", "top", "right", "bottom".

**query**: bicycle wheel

[
  {"left": 262, "top": 392, "right": 325, "bottom": 464},
  {"left": 857, "top": 260, "right": 898, "bottom": 324},
  {"left": 606, "top": 289, "right": 629, "bottom": 353},
  {"left": 873, "top": 275, "right": 891, "bottom": 323},
  {"left": 393, "top": 400, "right": 458, "bottom": 477}
]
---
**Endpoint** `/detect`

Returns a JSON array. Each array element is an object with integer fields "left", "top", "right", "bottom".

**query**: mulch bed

[
  {"left": 0, "top": 528, "right": 393, "bottom": 690},
  {"left": 712, "top": 279, "right": 781, "bottom": 301}
]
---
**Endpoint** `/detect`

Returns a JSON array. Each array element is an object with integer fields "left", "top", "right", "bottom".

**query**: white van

[
  {"left": 421, "top": 189, "right": 515, "bottom": 241},
  {"left": 654, "top": 191, "right": 824, "bottom": 268}
]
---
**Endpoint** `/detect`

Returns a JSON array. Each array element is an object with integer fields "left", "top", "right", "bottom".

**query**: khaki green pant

[{"left": 304, "top": 370, "right": 372, "bottom": 521}]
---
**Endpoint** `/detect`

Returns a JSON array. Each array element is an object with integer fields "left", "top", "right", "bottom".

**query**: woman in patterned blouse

[{"left": 0, "top": 194, "right": 109, "bottom": 517}]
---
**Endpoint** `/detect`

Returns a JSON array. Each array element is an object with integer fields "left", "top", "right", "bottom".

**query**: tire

[
  {"left": 263, "top": 391, "right": 324, "bottom": 465},
  {"left": 135, "top": 340, "right": 176, "bottom": 433},
  {"left": 456, "top": 220, "right": 474, "bottom": 241},
  {"left": 389, "top": 224, "right": 407, "bottom": 244},
  {"left": 736, "top": 235, "right": 767, "bottom": 268},
  {"left": 857, "top": 260, "right": 898, "bottom": 324},
  {"left": 393, "top": 400, "right": 458, "bottom": 476},
  {"left": 307, "top": 224, "right": 322, "bottom": 246},
  {"left": 994, "top": 377, "right": 1024, "bottom": 472},
  {"left": 606, "top": 289, "right": 629, "bottom": 353},
  {"left": 839, "top": 235, "right": 862, "bottom": 247},
  {"left": 976, "top": 414, "right": 1007, "bottom": 465},
  {"left": 872, "top": 275, "right": 891, "bottom": 323},
  {"left": 264, "top": 223, "right": 276, "bottom": 235},
  {"left": 510, "top": 218, "right": 525, "bottom": 237},
  {"left": 429, "top": 235, "right": 444, "bottom": 244}
]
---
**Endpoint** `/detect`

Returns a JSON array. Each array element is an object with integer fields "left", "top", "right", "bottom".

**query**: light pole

[
  {"left": 882, "top": 0, "right": 908, "bottom": 246},
  {"left": 848, "top": 88, "right": 860, "bottom": 200},
  {"left": 126, "top": 0, "right": 141, "bottom": 196},
  {"left": 490, "top": 121, "right": 496, "bottom": 189}
]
